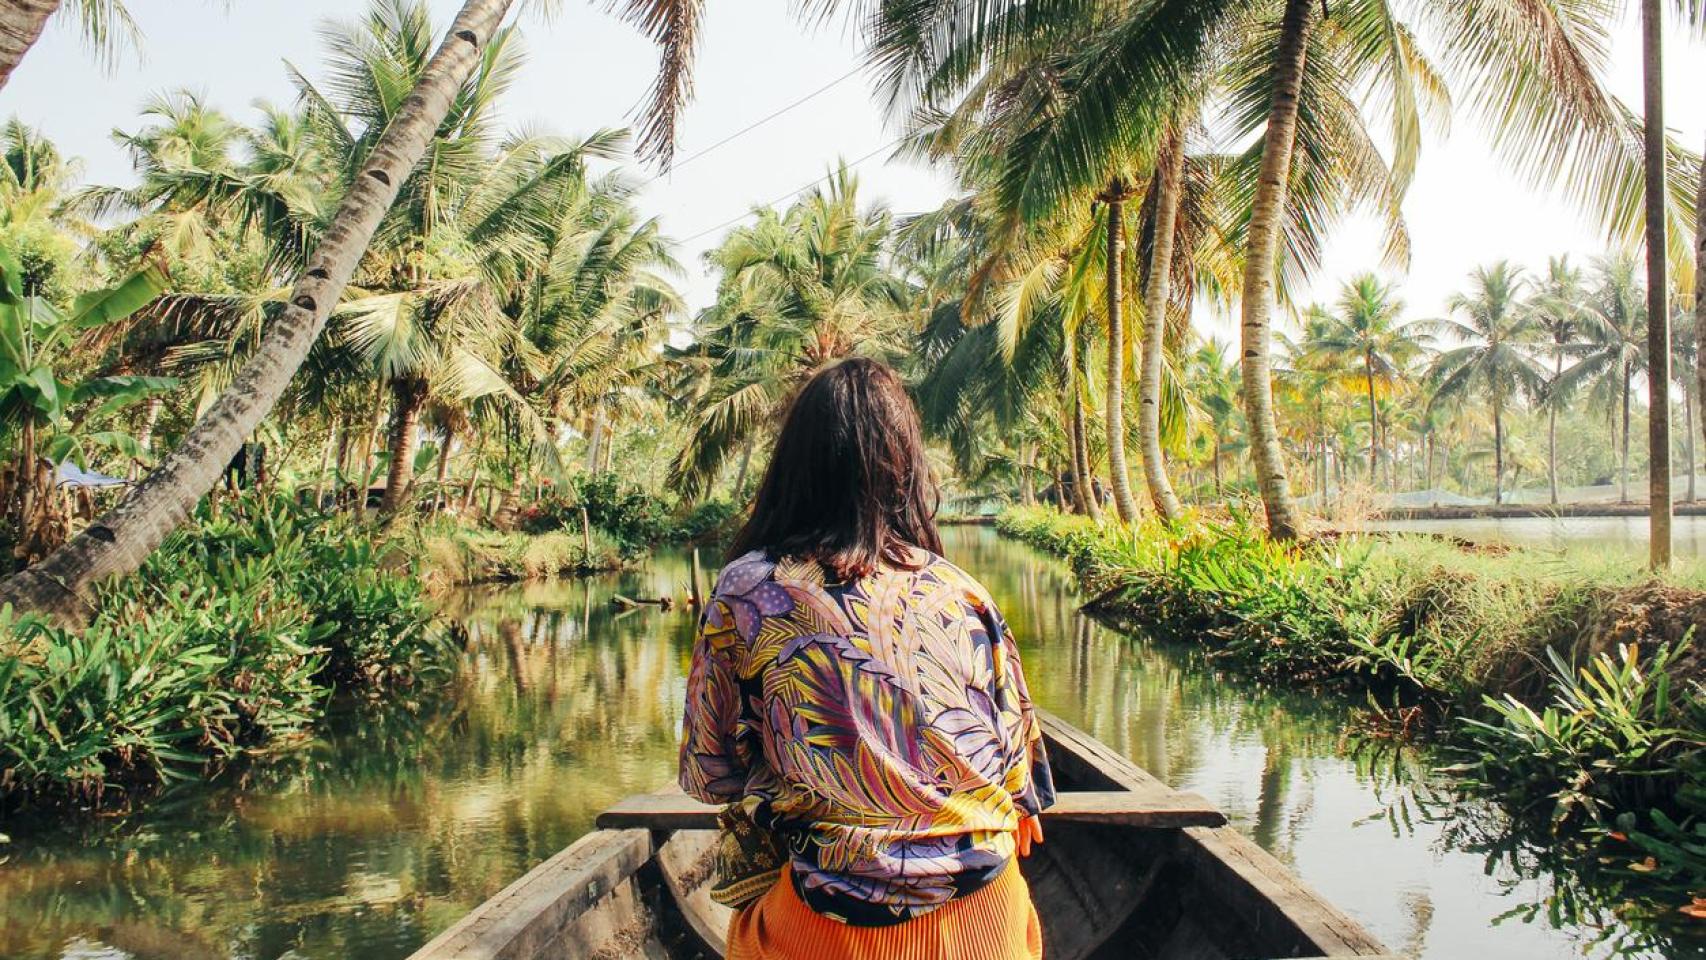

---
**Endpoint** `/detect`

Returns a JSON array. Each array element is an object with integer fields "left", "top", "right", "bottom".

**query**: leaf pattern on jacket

[{"left": 678, "top": 548, "right": 1055, "bottom": 926}]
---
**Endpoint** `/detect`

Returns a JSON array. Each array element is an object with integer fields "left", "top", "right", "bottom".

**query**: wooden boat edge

[
  {"left": 407, "top": 711, "right": 1397, "bottom": 960},
  {"left": 410, "top": 827, "right": 654, "bottom": 960}
]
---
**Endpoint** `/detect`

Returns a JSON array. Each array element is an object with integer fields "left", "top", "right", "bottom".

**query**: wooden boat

[{"left": 409, "top": 711, "right": 1399, "bottom": 960}]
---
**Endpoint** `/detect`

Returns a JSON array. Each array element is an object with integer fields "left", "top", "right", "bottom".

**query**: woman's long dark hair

[{"left": 727, "top": 357, "right": 942, "bottom": 580}]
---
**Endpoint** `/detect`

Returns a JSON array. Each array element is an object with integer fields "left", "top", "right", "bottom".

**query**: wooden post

[
  {"left": 580, "top": 506, "right": 593, "bottom": 564},
  {"left": 690, "top": 548, "right": 705, "bottom": 608}
]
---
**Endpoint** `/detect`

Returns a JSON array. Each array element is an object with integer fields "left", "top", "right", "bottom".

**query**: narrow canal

[{"left": 0, "top": 527, "right": 1678, "bottom": 959}]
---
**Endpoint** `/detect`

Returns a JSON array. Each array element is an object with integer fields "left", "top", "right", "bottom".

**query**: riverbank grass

[
  {"left": 409, "top": 524, "right": 627, "bottom": 588},
  {"left": 997, "top": 506, "right": 1706, "bottom": 899},
  {"left": 0, "top": 495, "right": 444, "bottom": 809}
]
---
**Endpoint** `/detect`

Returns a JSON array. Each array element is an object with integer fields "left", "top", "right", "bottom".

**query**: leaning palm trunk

[
  {"left": 586, "top": 404, "right": 607, "bottom": 474},
  {"left": 434, "top": 425, "right": 454, "bottom": 513},
  {"left": 132, "top": 396, "right": 163, "bottom": 482},
  {"left": 1067, "top": 342, "right": 1102, "bottom": 520},
  {"left": 732, "top": 441, "right": 753, "bottom": 497},
  {"left": 1363, "top": 359, "right": 1379, "bottom": 481},
  {"left": 1019, "top": 443, "right": 1037, "bottom": 506},
  {"left": 315, "top": 421, "right": 339, "bottom": 509},
  {"left": 1102, "top": 185, "right": 1141, "bottom": 524},
  {"left": 0, "top": 0, "right": 60, "bottom": 91},
  {"left": 1238, "top": 0, "right": 1312, "bottom": 541},
  {"left": 1138, "top": 137, "right": 1185, "bottom": 522},
  {"left": 381, "top": 378, "right": 428, "bottom": 513},
  {"left": 358, "top": 384, "right": 388, "bottom": 515},
  {"left": 0, "top": 0, "right": 516, "bottom": 621}
]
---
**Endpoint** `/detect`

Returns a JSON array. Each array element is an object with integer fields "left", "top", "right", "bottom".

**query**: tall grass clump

[{"left": 0, "top": 494, "right": 441, "bottom": 808}]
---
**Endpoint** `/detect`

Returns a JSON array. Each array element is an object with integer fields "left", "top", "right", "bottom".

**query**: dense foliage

[{"left": 0, "top": 494, "right": 440, "bottom": 807}]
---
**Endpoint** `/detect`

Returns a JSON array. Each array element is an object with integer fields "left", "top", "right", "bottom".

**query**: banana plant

[{"left": 0, "top": 247, "right": 175, "bottom": 558}]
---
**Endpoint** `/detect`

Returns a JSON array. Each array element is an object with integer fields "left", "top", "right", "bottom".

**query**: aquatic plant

[
  {"left": 1456, "top": 640, "right": 1703, "bottom": 826},
  {"left": 0, "top": 493, "right": 441, "bottom": 807}
]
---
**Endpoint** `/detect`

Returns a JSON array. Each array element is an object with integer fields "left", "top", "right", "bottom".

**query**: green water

[{"left": 0, "top": 528, "right": 1690, "bottom": 959}]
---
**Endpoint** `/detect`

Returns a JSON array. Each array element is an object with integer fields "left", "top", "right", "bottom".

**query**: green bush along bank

[
  {"left": 409, "top": 524, "right": 627, "bottom": 587},
  {"left": 0, "top": 494, "right": 443, "bottom": 809},
  {"left": 517, "top": 474, "right": 743, "bottom": 559},
  {"left": 996, "top": 506, "right": 1706, "bottom": 908},
  {"left": 408, "top": 474, "right": 743, "bottom": 587}
]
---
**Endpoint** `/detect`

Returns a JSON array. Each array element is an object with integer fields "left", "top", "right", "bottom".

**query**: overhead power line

[
  {"left": 678, "top": 136, "right": 909, "bottom": 246},
  {"left": 645, "top": 66, "right": 866, "bottom": 182}
]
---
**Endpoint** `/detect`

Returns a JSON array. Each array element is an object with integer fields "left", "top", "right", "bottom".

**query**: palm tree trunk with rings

[
  {"left": 0, "top": 0, "right": 60, "bottom": 92},
  {"left": 1102, "top": 183, "right": 1142, "bottom": 523},
  {"left": 1138, "top": 134, "right": 1186, "bottom": 522},
  {"left": 1238, "top": 0, "right": 1313, "bottom": 541}
]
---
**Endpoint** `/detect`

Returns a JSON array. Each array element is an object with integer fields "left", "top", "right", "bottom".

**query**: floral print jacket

[{"left": 678, "top": 548, "right": 1055, "bottom": 926}]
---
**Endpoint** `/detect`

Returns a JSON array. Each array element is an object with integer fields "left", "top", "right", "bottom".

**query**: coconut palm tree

[
  {"left": 1308, "top": 274, "right": 1430, "bottom": 483},
  {"left": 1528, "top": 255, "right": 1592, "bottom": 504},
  {"left": 0, "top": 0, "right": 521, "bottom": 618},
  {"left": 86, "top": 90, "right": 326, "bottom": 274},
  {"left": 1136, "top": 128, "right": 1187, "bottom": 521},
  {"left": 1186, "top": 338, "right": 1240, "bottom": 498},
  {"left": 1557, "top": 254, "right": 1649, "bottom": 504},
  {"left": 1426, "top": 262, "right": 1548, "bottom": 505},
  {"left": 670, "top": 168, "right": 909, "bottom": 499},
  {"left": 0, "top": 118, "right": 84, "bottom": 227}
]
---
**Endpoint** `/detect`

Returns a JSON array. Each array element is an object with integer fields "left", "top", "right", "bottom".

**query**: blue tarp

[{"left": 56, "top": 462, "right": 129, "bottom": 489}]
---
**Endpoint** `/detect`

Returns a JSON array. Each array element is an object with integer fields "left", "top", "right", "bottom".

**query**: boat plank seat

[
  {"left": 597, "top": 786, "right": 1227, "bottom": 831},
  {"left": 409, "top": 710, "right": 1399, "bottom": 960}
]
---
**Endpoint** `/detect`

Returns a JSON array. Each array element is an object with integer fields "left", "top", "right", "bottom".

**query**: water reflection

[
  {"left": 1, "top": 531, "right": 1695, "bottom": 960},
  {"left": 1, "top": 562, "right": 696, "bottom": 960}
]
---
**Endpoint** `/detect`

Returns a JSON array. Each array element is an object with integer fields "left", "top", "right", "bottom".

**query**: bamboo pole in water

[{"left": 690, "top": 548, "right": 705, "bottom": 609}]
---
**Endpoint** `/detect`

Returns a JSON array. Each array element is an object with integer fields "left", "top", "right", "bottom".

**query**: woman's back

[
  {"left": 678, "top": 357, "right": 1051, "bottom": 955},
  {"left": 680, "top": 547, "right": 1053, "bottom": 926}
]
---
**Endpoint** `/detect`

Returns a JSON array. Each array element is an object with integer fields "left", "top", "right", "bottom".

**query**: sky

[{"left": 2, "top": 0, "right": 1704, "bottom": 337}]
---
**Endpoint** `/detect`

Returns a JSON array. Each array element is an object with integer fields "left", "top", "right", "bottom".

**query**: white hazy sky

[{"left": 2, "top": 1, "right": 1704, "bottom": 336}]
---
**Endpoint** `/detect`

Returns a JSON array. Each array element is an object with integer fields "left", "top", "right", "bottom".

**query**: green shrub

[
  {"left": 411, "top": 524, "right": 624, "bottom": 586},
  {"left": 518, "top": 474, "right": 672, "bottom": 557},
  {"left": 517, "top": 476, "right": 744, "bottom": 556},
  {"left": 678, "top": 498, "right": 743, "bottom": 546},
  {"left": 0, "top": 493, "right": 441, "bottom": 807},
  {"left": 1455, "top": 641, "right": 1704, "bottom": 827}
]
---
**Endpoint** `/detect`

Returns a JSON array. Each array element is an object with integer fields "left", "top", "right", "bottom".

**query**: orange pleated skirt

[{"left": 725, "top": 863, "right": 1043, "bottom": 960}]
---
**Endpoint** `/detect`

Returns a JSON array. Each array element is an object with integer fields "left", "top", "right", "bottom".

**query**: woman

[{"left": 679, "top": 357, "right": 1055, "bottom": 960}]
